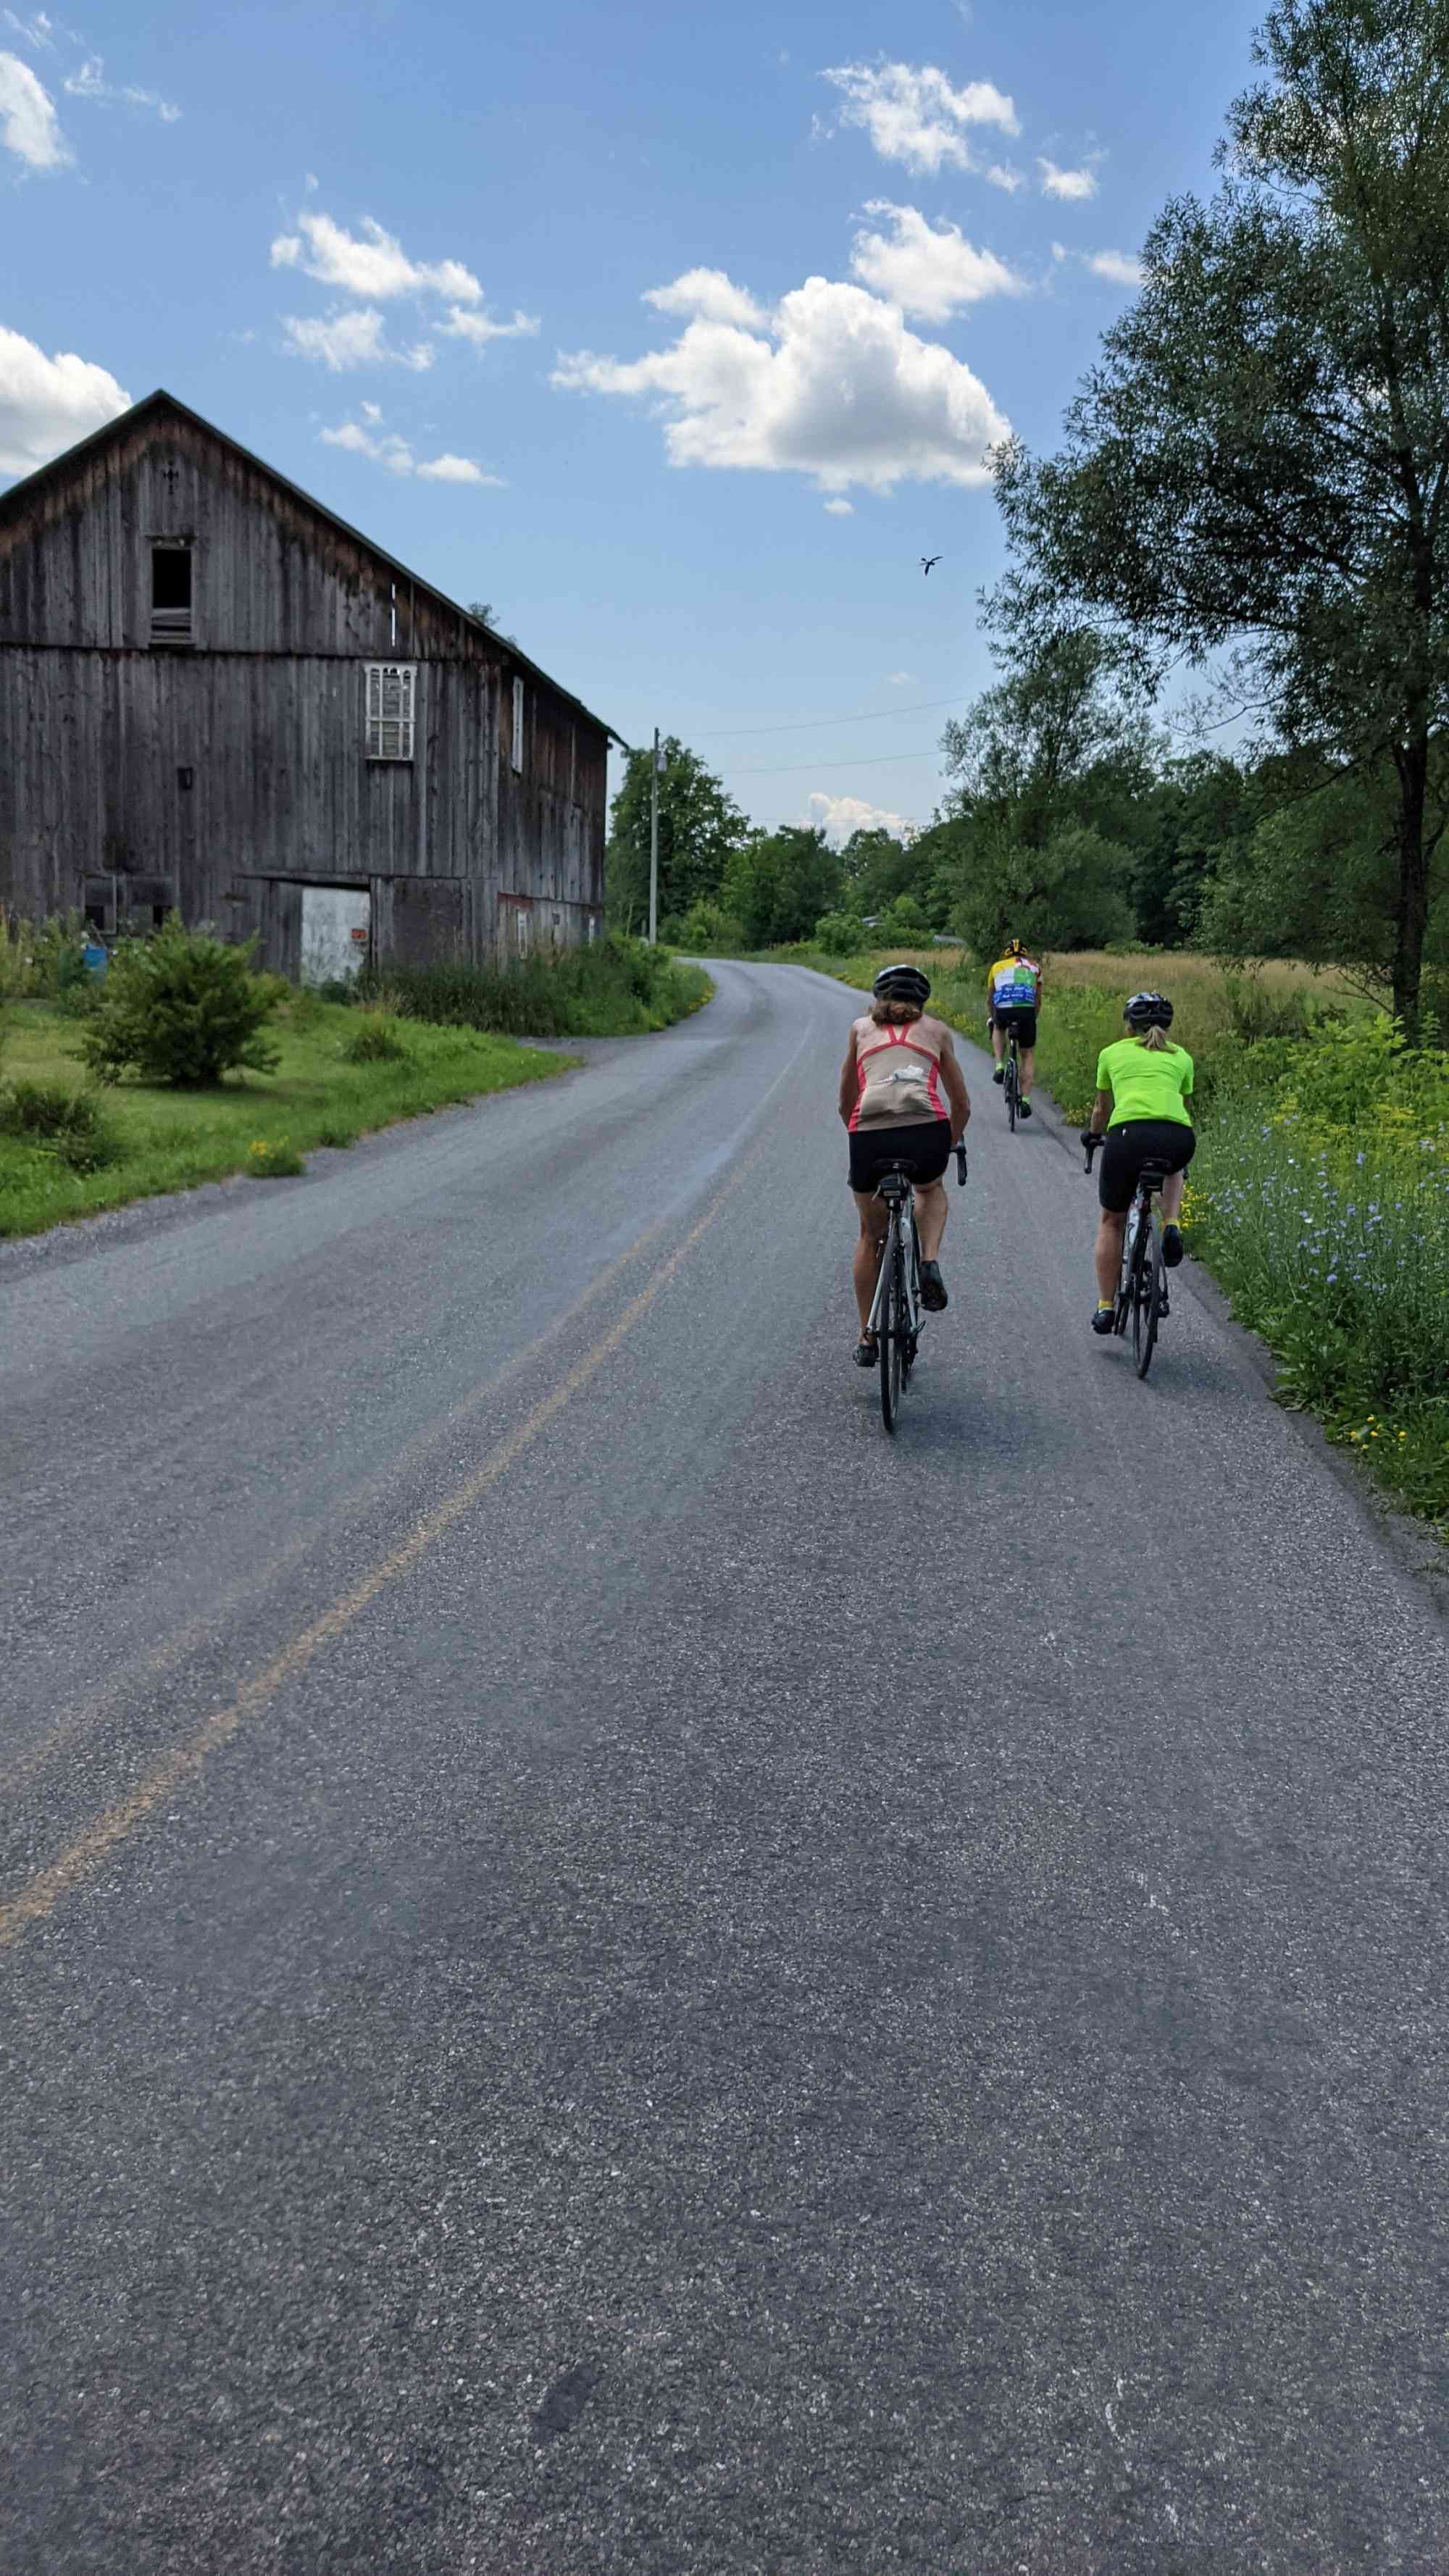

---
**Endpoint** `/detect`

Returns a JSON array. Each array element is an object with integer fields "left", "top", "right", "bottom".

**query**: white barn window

[
  {"left": 365, "top": 662, "right": 417, "bottom": 760},
  {"left": 511, "top": 676, "right": 525, "bottom": 774}
]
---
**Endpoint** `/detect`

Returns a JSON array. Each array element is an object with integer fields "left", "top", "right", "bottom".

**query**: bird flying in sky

[{"left": 920, "top": 555, "right": 942, "bottom": 576}]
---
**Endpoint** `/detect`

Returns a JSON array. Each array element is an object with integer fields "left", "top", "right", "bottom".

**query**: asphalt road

[{"left": 3, "top": 960, "right": 1447, "bottom": 2576}]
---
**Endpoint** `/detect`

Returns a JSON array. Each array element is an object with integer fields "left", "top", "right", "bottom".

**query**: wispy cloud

[
  {"left": 2, "top": 9, "right": 56, "bottom": 46},
  {"left": 886, "top": 670, "right": 917, "bottom": 686},
  {"left": 283, "top": 309, "right": 435, "bottom": 372},
  {"left": 320, "top": 409, "right": 504, "bottom": 485},
  {"left": 272, "top": 210, "right": 480, "bottom": 304},
  {"left": 63, "top": 52, "right": 180, "bottom": 120},
  {"left": 1038, "top": 156, "right": 1098, "bottom": 201},
  {"left": 1085, "top": 247, "right": 1143, "bottom": 286},
  {"left": 822, "top": 59, "right": 1018, "bottom": 177},
  {"left": 823, "top": 497, "right": 853, "bottom": 516},
  {"left": 0, "top": 46, "right": 67, "bottom": 164},
  {"left": 436, "top": 304, "right": 539, "bottom": 347}
]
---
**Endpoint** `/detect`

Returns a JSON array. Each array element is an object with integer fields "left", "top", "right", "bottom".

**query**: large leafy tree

[
  {"left": 607, "top": 739, "right": 751, "bottom": 932},
  {"left": 720, "top": 826, "right": 843, "bottom": 947},
  {"left": 938, "top": 627, "right": 1150, "bottom": 949},
  {"left": 993, "top": 0, "right": 1449, "bottom": 1029}
]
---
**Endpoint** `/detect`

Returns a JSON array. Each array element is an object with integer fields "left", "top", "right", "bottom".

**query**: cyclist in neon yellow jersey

[
  {"left": 985, "top": 937, "right": 1043, "bottom": 1116},
  {"left": 1082, "top": 992, "right": 1195, "bottom": 1334}
]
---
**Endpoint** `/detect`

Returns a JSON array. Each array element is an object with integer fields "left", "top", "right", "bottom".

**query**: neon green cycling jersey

[{"left": 1095, "top": 1037, "right": 1195, "bottom": 1128}]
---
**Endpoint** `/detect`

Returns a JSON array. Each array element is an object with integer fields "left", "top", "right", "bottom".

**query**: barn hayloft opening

[{"left": 151, "top": 545, "right": 193, "bottom": 644}]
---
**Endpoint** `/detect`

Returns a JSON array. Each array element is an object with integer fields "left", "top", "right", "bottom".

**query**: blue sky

[{"left": 3, "top": 0, "right": 1264, "bottom": 840}]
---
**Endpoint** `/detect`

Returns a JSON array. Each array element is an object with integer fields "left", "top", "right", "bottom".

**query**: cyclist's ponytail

[
  {"left": 1136, "top": 1026, "right": 1169, "bottom": 1053},
  {"left": 870, "top": 997, "right": 924, "bottom": 1027}
]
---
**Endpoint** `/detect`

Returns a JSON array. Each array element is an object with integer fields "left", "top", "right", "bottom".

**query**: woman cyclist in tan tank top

[{"left": 838, "top": 963, "right": 971, "bottom": 1367}]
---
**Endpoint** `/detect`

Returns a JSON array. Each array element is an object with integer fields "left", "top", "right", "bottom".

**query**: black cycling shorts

[
  {"left": 990, "top": 1005, "right": 1037, "bottom": 1048},
  {"left": 848, "top": 1120, "right": 951, "bottom": 1195},
  {"left": 1098, "top": 1118, "right": 1195, "bottom": 1213}
]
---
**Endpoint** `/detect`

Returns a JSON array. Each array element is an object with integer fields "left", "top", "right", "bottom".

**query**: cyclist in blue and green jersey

[
  {"left": 985, "top": 938, "right": 1043, "bottom": 1116},
  {"left": 1082, "top": 992, "right": 1195, "bottom": 1334}
]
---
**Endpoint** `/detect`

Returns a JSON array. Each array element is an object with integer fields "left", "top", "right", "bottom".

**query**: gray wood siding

[
  {"left": 0, "top": 647, "right": 603, "bottom": 966},
  {"left": 0, "top": 399, "right": 610, "bottom": 967},
  {"left": 0, "top": 412, "right": 485, "bottom": 661}
]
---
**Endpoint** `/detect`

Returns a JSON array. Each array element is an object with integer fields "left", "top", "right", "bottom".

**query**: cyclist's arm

[
  {"left": 838, "top": 1031, "right": 860, "bottom": 1127},
  {"left": 1087, "top": 1086, "right": 1111, "bottom": 1137},
  {"left": 938, "top": 1033, "right": 971, "bottom": 1139}
]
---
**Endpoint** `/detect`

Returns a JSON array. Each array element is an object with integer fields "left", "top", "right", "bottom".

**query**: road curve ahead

[{"left": 3, "top": 961, "right": 1447, "bottom": 2575}]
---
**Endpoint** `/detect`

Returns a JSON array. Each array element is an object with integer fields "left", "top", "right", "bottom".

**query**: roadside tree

[{"left": 992, "top": 0, "right": 1449, "bottom": 1029}]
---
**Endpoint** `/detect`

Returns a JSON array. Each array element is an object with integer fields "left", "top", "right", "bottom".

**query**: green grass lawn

[{"left": 0, "top": 995, "right": 575, "bottom": 1239}]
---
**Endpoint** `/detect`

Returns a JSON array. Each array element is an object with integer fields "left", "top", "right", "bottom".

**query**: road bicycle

[
  {"left": 1083, "top": 1134, "right": 1172, "bottom": 1380},
  {"left": 866, "top": 1142, "right": 968, "bottom": 1433},
  {"left": 1000, "top": 1023, "right": 1022, "bottom": 1132}
]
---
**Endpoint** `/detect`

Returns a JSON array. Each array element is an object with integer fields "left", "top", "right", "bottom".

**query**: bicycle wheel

[
  {"left": 879, "top": 1224, "right": 903, "bottom": 1431},
  {"left": 1133, "top": 1216, "right": 1162, "bottom": 1378},
  {"left": 1006, "top": 1050, "right": 1017, "bottom": 1132}
]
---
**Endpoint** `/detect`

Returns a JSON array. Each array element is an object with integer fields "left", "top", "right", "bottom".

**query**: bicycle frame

[{"left": 1083, "top": 1138, "right": 1172, "bottom": 1379}]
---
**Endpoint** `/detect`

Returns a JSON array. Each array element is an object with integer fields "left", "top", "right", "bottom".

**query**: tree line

[{"left": 609, "top": 0, "right": 1449, "bottom": 1035}]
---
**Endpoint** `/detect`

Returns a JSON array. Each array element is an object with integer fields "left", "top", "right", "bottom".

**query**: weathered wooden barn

[{"left": 0, "top": 389, "right": 617, "bottom": 979}]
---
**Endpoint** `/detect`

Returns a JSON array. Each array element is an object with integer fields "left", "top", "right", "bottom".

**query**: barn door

[{"left": 301, "top": 886, "right": 370, "bottom": 985}]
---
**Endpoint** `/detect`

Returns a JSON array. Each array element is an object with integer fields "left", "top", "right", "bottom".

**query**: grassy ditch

[
  {"left": 0, "top": 994, "right": 572, "bottom": 1239},
  {"left": 761, "top": 940, "right": 1449, "bottom": 1539},
  {"left": 362, "top": 933, "right": 712, "bottom": 1040}
]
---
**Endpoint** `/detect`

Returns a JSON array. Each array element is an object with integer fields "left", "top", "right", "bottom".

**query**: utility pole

[{"left": 648, "top": 726, "right": 660, "bottom": 946}]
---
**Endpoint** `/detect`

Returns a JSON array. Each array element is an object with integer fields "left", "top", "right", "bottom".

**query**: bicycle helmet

[
  {"left": 1006, "top": 936, "right": 1025, "bottom": 956},
  {"left": 1124, "top": 990, "right": 1174, "bottom": 1030},
  {"left": 872, "top": 962, "right": 931, "bottom": 1006}
]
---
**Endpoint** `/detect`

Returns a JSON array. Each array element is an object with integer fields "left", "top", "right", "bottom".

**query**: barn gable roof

[{"left": 0, "top": 388, "right": 625, "bottom": 745}]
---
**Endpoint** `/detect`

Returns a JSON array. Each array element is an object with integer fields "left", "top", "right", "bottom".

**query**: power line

[
  {"left": 727, "top": 748, "right": 941, "bottom": 777},
  {"left": 693, "top": 693, "right": 971, "bottom": 739}
]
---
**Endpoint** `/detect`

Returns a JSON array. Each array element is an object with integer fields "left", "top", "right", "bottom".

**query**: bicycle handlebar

[
  {"left": 1082, "top": 1131, "right": 1103, "bottom": 1171},
  {"left": 955, "top": 1141, "right": 969, "bottom": 1186}
]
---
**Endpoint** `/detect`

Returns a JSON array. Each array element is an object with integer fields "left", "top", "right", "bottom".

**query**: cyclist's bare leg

[
  {"left": 1161, "top": 1169, "right": 1186, "bottom": 1222},
  {"left": 990, "top": 1020, "right": 1004, "bottom": 1066},
  {"left": 914, "top": 1179, "right": 948, "bottom": 1263},
  {"left": 1095, "top": 1209, "right": 1126, "bottom": 1303},
  {"left": 1020, "top": 1045, "right": 1036, "bottom": 1092},
  {"left": 852, "top": 1189, "right": 890, "bottom": 1334}
]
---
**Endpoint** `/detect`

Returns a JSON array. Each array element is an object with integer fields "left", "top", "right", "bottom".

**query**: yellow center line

[
  {"left": 0, "top": 1146, "right": 761, "bottom": 1953},
  {"left": 0, "top": 1190, "right": 688, "bottom": 1803}
]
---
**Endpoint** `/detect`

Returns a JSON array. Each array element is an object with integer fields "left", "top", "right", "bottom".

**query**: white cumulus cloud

[
  {"left": 0, "top": 324, "right": 129, "bottom": 474},
  {"left": 0, "top": 46, "right": 67, "bottom": 164},
  {"left": 823, "top": 496, "right": 853, "bottom": 516},
  {"left": 822, "top": 60, "right": 1018, "bottom": 175},
  {"left": 283, "top": 308, "right": 434, "bottom": 372},
  {"left": 808, "top": 791, "right": 916, "bottom": 847},
  {"left": 271, "top": 210, "right": 482, "bottom": 304},
  {"left": 849, "top": 201, "right": 1021, "bottom": 321},
  {"left": 644, "top": 267, "right": 769, "bottom": 328},
  {"left": 1039, "top": 157, "right": 1098, "bottom": 201},
  {"left": 1086, "top": 247, "right": 1143, "bottom": 286},
  {"left": 554, "top": 270, "right": 1009, "bottom": 494},
  {"left": 63, "top": 54, "right": 180, "bottom": 120},
  {"left": 320, "top": 413, "right": 504, "bottom": 486}
]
